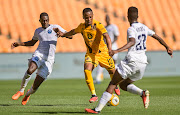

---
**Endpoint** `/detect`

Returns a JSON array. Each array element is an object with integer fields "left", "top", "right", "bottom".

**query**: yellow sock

[
  {"left": 84, "top": 70, "right": 96, "bottom": 95},
  {"left": 110, "top": 74, "right": 114, "bottom": 80}
]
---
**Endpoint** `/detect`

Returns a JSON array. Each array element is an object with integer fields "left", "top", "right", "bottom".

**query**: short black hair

[
  {"left": 40, "top": 12, "right": 49, "bottom": 19},
  {"left": 82, "top": 8, "right": 93, "bottom": 15},
  {"left": 128, "top": 7, "right": 138, "bottom": 19}
]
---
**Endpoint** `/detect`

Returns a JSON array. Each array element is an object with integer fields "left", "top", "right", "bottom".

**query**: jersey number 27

[{"left": 136, "top": 34, "right": 146, "bottom": 50}]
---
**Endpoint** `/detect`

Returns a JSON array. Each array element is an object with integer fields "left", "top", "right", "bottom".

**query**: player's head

[
  {"left": 82, "top": 8, "right": 93, "bottom": 26},
  {"left": 127, "top": 7, "right": 138, "bottom": 23},
  {"left": 39, "top": 12, "right": 50, "bottom": 29},
  {"left": 105, "top": 14, "right": 110, "bottom": 25}
]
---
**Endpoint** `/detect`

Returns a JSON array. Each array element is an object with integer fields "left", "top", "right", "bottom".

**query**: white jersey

[
  {"left": 126, "top": 22, "right": 155, "bottom": 64},
  {"left": 105, "top": 24, "right": 119, "bottom": 50},
  {"left": 32, "top": 24, "right": 66, "bottom": 61}
]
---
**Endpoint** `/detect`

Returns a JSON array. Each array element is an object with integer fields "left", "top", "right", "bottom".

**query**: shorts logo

[
  {"left": 48, "top": 29, "right": 52, "bottom": 34},
  {"left": 87, "top": 32, "right": 93, "bottom": 39},
  {"left": 34, "top": 56, "right": 39, "bottom": 61}
]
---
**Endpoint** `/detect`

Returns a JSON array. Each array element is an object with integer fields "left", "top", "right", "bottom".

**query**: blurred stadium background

[{"left": 0, "top": 0, "right": 179, "bottom": 79}]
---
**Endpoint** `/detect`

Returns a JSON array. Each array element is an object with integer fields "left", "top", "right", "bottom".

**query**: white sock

[
  {"left": 127, "top": 84, "right": 143, "bottom": 96},
  {"left": 26, "top": 86, "right": 37, "bottom": 96},
  {"left": 96, "top": 66, "right": 104, "bottom": 82},
  {"left": 19, "top": 72, "right": 31, "bottom": 92},
  {"left": 95, "top": 91, "right": 112, "bottom": 112}
]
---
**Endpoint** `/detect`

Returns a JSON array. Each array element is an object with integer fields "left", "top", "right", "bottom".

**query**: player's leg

[
  {"left": 120, "top": 78, "right": 149, "bottom": 108},
  {"left": 99, "top": 53, "right": 120, "bottom": 95},
  {"left": 119, "top": 62, "right": 149, "bottom": 109},
  {"left": 84, "top": 54, "right": 99, "bottom": 103},
  {"left": 22, "top": 75, "right": 45, "bottom": 105},
  {"left": 84, "top": 62, "right": 98, "bottom": 103},
  {"left": 107, "top": 68, "right": 120, "bottom": 95},
  {"left": 21, "top": 60, "right": 52, "bottom": 105},
  {"left": 85, "top": 70, "right": 123, "bottom": 113},
  {"left": 12, "top": 61, "right": 38, "bottom": 100},
  {"left": 95, "top": 65, "right": 104, "bottom": 84}
]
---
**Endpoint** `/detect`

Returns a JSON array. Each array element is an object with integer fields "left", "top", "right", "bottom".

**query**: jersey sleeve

[
  {"left": 97, "top": 22, "right": 107, "bottom": 34},
  {"left": 74, "top": 23, "right": 82, "bottom": 33},
  {"left": 32, "top": 29, "right": 39, "bottom": 40},
  {"left": 147, "top": 27, "right": 155, "bottom": 36},
  {"left": 127, "top": 27, "right": 136, "bottom": 38},
  {"left": 113, "top": 25, "right": 120, "bottom": 36},
  {"left": 55, "top": 25, "right": 66, "bottom": 33}
]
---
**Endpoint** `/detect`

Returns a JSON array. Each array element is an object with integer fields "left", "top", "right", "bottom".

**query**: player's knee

[{"left": 27, "top": 65, "right": 37, "bottom": 75}]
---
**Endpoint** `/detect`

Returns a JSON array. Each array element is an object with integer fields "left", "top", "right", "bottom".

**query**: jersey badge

[{"left": 48, "top": 29, "right": 52, "bottom": 34}]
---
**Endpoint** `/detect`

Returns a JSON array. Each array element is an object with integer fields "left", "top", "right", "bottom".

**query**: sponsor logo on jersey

[
  {"left": 34, "top": 56, "right": 39, "bottom": 61},
  {"left": 48, "top": 29, "right": 52, "bottom": 34}
]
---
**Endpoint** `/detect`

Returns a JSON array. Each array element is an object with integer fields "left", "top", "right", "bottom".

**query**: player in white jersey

[
  {"left": 11, "top": 12, "right": 71, "bottom": 105},
  {"left": 85, "top": 6, "right": 173, "bottom": 113},
  {"left": 95, "top": 14, "right": 120, "bottom": 85}
]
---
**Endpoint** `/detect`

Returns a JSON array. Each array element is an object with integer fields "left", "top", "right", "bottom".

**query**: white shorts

[
  {"left": 116, "top": 59, "right": 147, "bottom": 81},
  {"left": 29, "top": 55, "right": 54, "bottom": 79}
]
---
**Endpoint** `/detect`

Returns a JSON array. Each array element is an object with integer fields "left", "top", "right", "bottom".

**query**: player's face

[
  {"left": 40, "top": 16, "right": 49, "bottom": 29},
  {"left": 83, "top": 11, "right": 93, "bottom": 26}
]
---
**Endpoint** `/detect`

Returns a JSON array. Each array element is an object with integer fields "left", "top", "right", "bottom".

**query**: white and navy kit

[
  {"left": 30, "top": 24, "right": 66, "bottom": 79},
  {"left": 105, "top": 24, "right": 119, "bottom": 60},
  {"left": 117, "top": 22, "right": 155, "bottom": 81}
]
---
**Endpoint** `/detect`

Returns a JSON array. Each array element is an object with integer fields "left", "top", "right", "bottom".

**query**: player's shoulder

[
  {"left": 34, "top": 27, "right": 43, "bottom": 33},
  {"left": 50, "top": 24, "right": 61, "bottom": 28},
  {"left": 93, "top": 20, "right": 103, "bottom": 26},
  {"left": 127, "top": 26, "right": 136, "bottom": 32}
]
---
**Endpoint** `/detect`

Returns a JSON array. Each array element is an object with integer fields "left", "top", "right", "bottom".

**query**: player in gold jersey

[{"left": 54, "top": 8, "right": 120, "bottom": 103}]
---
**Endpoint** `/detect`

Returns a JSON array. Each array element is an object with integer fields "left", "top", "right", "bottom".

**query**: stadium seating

[{"left": 0, "top": 0, "right": 179, "bottom": 53}]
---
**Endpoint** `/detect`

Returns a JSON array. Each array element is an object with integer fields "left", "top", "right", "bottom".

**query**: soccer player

[
  {"left": 54, "top": 8, "right": 120, "bottom": 103},
  {"left": 95, "top": 14, "right": 120, "bottom": 84},
  {"left": 11, "top": 12, "right": 71, "bottom": 105},
  {"left": 85, "top": 6, "right": 173, "bottom": 113}
]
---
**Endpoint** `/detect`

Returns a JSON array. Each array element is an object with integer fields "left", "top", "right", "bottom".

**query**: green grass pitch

[{"left": 0, "top": 76, "right": 180, "bottom": 115}]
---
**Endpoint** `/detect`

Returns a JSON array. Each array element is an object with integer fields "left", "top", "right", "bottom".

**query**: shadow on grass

[
  {"left": 32, "top": 104, "right": 89, "bottom": 107},
  {"left": 15, "top": 111, "right": 85, "bottom": 114}
]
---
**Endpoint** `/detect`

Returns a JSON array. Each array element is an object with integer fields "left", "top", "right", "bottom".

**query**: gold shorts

[{"left": 84, "top": 52, "right": 115, "bottom": 70}]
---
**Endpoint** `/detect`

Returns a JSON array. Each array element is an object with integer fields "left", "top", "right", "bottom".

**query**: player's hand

[
  {"left": 166, "top": 47, "right": 173, "bottom": 58},
  {"left": 109, "top": 50, "right": 114, "bottom": 57},
  {"left": 11, "top": 42, "right": 19, "bottom": 49},
  {"left": 111, "top": 50, "right": 118, "bottom": 57},
  {"left": 53, "top": 28, "right": 63, "bottom": 37}
]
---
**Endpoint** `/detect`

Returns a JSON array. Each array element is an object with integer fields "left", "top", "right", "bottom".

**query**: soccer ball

[{"left": 107, "top": 94, "right": 119, "bottom": 106}]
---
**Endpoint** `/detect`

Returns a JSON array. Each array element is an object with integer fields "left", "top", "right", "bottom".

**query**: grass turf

[{"left": 0, "top": 76, "right": 180, "bottom": 115}]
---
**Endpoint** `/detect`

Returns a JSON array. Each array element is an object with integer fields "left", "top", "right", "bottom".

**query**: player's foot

[
  {"left": 114, "top": 87, "right": 120, "bottom": 95},
  {"left": 89, "top": 95, "right": 98, "bottom": 103},
  {"left": 12, "top": 91, "right": 24, "bottom": 100},
  {"left": 85, "top": 108, "right": 100, "bottom": 114},
  {"left": 141, "top": 90, "right": 150, "bottom": 109},
  {"left": 21, "top": 89, "right": 30, "bottom": 105}
]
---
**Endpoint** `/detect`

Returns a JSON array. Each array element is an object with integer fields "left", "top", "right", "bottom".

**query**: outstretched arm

[
  {"left": 111, "top": 38, "right": 135, "bottom": 56},
  {"left": 53, "top": 28, "right": 75, "bottom": 39},
  {"left": 152, "top": 34, "right": 173, "bottom": 57},
  {"left": 103, "top": 32, "right": 113, "bottom": 56},
  {"left": 11, "top": 39, "right": 38, "bottom": 49}
]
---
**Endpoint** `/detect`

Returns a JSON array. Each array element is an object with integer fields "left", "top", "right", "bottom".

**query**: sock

[
  {"left": 127, "top": 84, "right": 143, "bottom": 96},
  {"left": 95, "top": 91, "right": 112, "bottom": 111},
  {"left": 96, "top": 66, "right": 104, "bottom": 82},
  {"left": 26, "top": 86, "right": 37, "bottom": 96},
  {"left": 19, "top": 72, "right": 31, "bottom": 92},
  {"left": 84, "top": 70, "right": 96, "bottom": 95}
]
